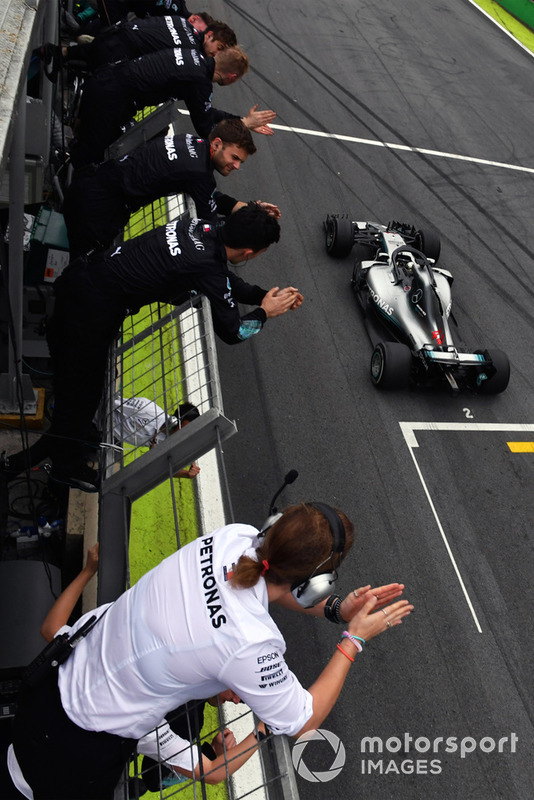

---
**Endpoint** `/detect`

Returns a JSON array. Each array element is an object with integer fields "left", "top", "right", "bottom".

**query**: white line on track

[
  {"left": 399, "top": 422, "right": 534, "bottom": 633},
  {"left": 268, "top": 123, "right": 534, "bottom": 175},
  {"left": 174, "top": 109, "right": 534, "bottom": 174}
]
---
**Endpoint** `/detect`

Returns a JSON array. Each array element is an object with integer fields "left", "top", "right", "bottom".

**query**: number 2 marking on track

[{"left": 463, "top": 408, "right": 474, "bottom": 419}]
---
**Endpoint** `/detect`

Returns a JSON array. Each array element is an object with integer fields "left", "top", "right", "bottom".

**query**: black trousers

[
  {"left": 12, "top": 671, "right": 136, "bottom": 800},
  {"left": 46, "top": 268, "right": 126, "bottom": 469},
  {"left": 69, "top": 67, "right": 135, "bottom": 167},
  {"left": 89, "top": 28, "right": 131, "bottom": 68},
  {"left": 63, "top": 161, "right": 130, "bottom": 260},
  {"left": 97, "top": 0, "right": 129, "bottom": 25}
]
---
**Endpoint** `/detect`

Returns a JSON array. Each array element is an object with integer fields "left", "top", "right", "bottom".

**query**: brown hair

[
  {"left": 206, "top": 21, "right": 237, "bottom": 48},
  {"left": 209, "top": 118, "right": 256, "bottom": 155},
  {"left": 214, "top": 46, "right": 249, "bottom": 79},
  {"left": 230, "top": 504, "right": 354, "bottom": 590}
]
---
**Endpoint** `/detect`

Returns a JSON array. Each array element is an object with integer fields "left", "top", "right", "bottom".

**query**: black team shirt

[
  {"left": 112, "top": 47, "right": 238, "bottom": 137},
  {"left": 83, "top": 218, "right": 268, "bottom": 344},
  {"left": 117, "top": 133, "right": 237, "bottom": 218}
]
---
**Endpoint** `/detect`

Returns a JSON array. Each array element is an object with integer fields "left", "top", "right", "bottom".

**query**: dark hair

[
  {"left": 230, "top": 503, "right": 354, "bottom": 590},
  {"left": 220, "top": 203, "right": 280, "bottom": 252},
  {"left": 206, "top": 21, "right": 237, "bottom": 48},
  {"left": 197, "top": 12, "right": 215, "bottom": 26},
  {"left": 174, "top": 402, "right": 200, "bottom": 424},
  {"left": 209, "top": 119, "right": 256, "bottom": 156}
]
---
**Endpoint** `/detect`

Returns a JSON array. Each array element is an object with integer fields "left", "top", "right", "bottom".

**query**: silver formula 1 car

[{"left": 324, "top": 215, "right": 510, "bottom": 393}]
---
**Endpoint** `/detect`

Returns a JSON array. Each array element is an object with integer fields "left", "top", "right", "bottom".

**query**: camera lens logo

[{"left": 292, "top": 728, "right": 346, "bottom": 782}]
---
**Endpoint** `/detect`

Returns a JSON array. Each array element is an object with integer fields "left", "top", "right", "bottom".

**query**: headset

[
  {"left": 260, "top": 502, "right": 346, "bottom": 609},
  {"left": 291, "top": 502, "right": 346, "bottom": 608}
]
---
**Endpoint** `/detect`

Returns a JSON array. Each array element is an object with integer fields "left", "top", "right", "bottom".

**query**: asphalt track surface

[{"left": 202, "top": 1, "right": 534, "bottom": 797}]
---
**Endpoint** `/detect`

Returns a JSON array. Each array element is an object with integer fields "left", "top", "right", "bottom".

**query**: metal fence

[
  {"left": 97, "top": 291, "right": 237, "bottom": 604},
  {"left": 123, "top": 701, "right": 274, "bottom": 800},
  {"left": 121, "top": 707, "right": 299, "bottom": 800}
]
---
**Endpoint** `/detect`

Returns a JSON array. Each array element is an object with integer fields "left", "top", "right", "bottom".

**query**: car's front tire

[
  {"left": 325, "top": 215, "right": 354, "bottom": 258},
  {"left": 416, "top": 228, "right": 441, "bottom": 262},
  {"left": 370, "top": 342, "right": 412, "bottom": 389}
]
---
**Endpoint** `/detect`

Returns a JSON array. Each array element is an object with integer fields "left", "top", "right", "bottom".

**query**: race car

[{"left": 323, "top": 215, "right": 510, "bottom": 393}]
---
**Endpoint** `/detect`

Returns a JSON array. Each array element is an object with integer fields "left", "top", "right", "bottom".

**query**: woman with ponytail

[{"left": 12, "top": 503, "right": 412, "bottom": 799}]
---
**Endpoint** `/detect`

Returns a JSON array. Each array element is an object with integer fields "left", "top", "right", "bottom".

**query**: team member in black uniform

[
  {"left": 93, "top": 15, "right": 233, "bottom": 65},
  {"left": 46, "top": 205, "right": 302, "bottom": 490},
  {"left": 69, "top": 46, "right": 274, "bottom": 167},
  {"left": 61, "top": 15, "right": 233, "bottom": 72},
  {"left": 64, "top": 119, "right": 280, "bottom": 259},
  {"left": 126, "top": 0, "right": 191, "bottom": 17},
  {"left": 99, "top": 0, "right": 192, "bottom": 21}
]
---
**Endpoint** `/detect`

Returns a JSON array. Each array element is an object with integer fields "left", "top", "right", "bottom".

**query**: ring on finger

[
  {"left": 382, "top": 608, "right": 388, "bottom": 617},
  {"left": 386, "top": 620, "right": 391, "bottom": 629},
  {"left": 353, "top": 590, "right": 359, "bottom": 598}
]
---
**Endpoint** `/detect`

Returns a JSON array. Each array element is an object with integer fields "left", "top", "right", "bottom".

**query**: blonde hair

[
  {"left": 230, "top": 503, "right": 354, "bottom": 589},
  {"left": 214, "top": 46, "right": 249, "bottom": 78}
]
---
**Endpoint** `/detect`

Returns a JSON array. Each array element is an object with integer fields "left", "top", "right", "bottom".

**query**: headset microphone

[
  {"left": 268, "top": 469, "right": 298, "bottom": 514},
  {"left": 259, "top": 469, "right": 299, "bottom": 536}
]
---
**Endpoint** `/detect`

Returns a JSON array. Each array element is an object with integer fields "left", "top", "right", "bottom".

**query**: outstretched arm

[
  {"left": 241, "top": 104, "right": 276, "bottom": 136},
  {"left": 40, "top": 544, "right": 99, "bottom": 642},
  {"left": 273, "top": 583, "right": 405, "bottom": 617},
  {"left": 177, "top": 726, "right": 265, "bottom": 785},
  {"left": 296, "top": 594, "right": 413, "bottom": 736}
]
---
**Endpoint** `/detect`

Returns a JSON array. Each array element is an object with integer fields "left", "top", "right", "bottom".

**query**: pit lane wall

[
  {"left": 0, "top": 0, "right": 39, "bottom": 176},
  {"left": 494, "top": 0, "right": 534, "bottom": 30}
]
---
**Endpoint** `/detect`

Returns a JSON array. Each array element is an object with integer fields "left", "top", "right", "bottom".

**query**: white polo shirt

[
  {"left": 58, "top": 525, "right": 313, "bottom": 739},
  {"left": 112, "top": 397, "right": 168, "bottom": 446}
]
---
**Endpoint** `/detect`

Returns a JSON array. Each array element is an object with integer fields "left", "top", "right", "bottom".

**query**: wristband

[
  {"left": 336, "top": 643, "right": 354, "bottom": 662},
  {"left": 342, "top": 631, "right": 365, "bottom": 652},
  {"left": 254, "top": 725, "right": 270, "bottom": 742},
  {"left": 201, "top": 741, "right": 217, "bottom": 761},
  {"left": 324, "top": 594, "right": 344, "bottom": 624}
]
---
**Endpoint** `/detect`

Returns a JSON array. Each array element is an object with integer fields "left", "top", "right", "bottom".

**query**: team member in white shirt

[
  {"left": 7, "top": 546, "right": 260, "bottom": 798},
  {"left": 113, "top": 397, "right": 200, "bottom": 478},
  {"left": 112, "top": 397, "right": 198, "bottom": 447},
  {"left": 12, "top": 502, "right": 413, "bottom": 799}
]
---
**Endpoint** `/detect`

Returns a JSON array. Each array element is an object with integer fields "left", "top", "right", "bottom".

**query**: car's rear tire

[
  {"left": 475, "top": 349, "right": 510, "bottom": 394},
  {"left": 325, "top": 216, "right": 354, "bottom": 258},
  {"left": 370, "top": 342, "right": 412, "bottom": 389},
  {"left": 416, "top": 228, "right": 441, "bottom": 262}
]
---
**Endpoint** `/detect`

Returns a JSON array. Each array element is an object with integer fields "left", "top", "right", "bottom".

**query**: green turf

[{"left": 475, "top": 0, "right": 534, "bottom": 50}]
